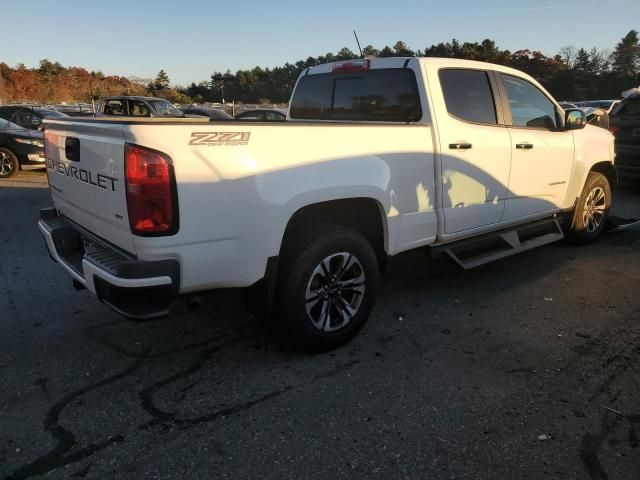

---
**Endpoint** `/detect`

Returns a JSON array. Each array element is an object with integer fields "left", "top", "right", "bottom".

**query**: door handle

[
  {"left": 516, "top": 143, "right": 533, "bottom": 149},
  {"left": 449, "top": 142, "right": 472, "bottom": 150}
]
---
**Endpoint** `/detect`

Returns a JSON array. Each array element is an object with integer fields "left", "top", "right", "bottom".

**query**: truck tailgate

[{"left": 44, "top": 120, "right": 135, "bottom": 253}]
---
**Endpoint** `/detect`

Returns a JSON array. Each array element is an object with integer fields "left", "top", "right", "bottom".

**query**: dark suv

[
  {"left": 610, "top": 94, "right": 640, "bottom": 180},
  {"left": 95, "top": 96, "right": 186, "bottom": 117},
  {"left": 0, "top": 105, "right": 68, "bottom": 131},
  {"left": 0, "top": 106, "right": 68, "bottom": 178},
  {"left": 0, "top": 117, "right": 45, "bottom": 178}
]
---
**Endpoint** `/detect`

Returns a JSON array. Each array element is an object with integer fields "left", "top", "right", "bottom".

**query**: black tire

[
  {"left": 568, "top": 171, "right": 611, "bottom": 244},
  {"left": 277, "top": 225, "right": 379, "bottom": 352},
  {"left": 0, "top": 148, "right": 19, "bottom": 179}
]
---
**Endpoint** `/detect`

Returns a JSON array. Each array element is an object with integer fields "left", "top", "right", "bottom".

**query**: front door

[
  {"left": 434, "top": 68, "right": 512, "bottom": 234},
  {"left": 498, "top": 73, "right": 574, "bottom": 221}
]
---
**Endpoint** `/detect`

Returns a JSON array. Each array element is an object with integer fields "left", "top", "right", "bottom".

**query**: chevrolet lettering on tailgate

[{"left": 47, "top": 158, "right": 118, "bottom": 192}]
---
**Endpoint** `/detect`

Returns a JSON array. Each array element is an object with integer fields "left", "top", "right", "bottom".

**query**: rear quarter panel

[{"left": 123, "top": 122, "right": 436, "bottom": 292}]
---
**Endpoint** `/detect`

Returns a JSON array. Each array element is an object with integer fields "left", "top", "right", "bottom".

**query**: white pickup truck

[{"left": 39, "top": 57, "right": 616, "bottom": 351}]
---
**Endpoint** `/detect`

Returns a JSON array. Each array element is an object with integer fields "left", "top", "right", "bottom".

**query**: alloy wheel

[
  {"left": 0, "top": 152, "right": 15, "bottom": 177},
  {"left": 304, "top": 252, "right": 366, "bottom": 332},
  {"left": 582, "top": 186, "right": 606, "bottom": 233}
]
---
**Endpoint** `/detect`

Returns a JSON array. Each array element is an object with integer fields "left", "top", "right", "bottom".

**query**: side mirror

[{"left": 564, "top": 108, "right": 586, "bottom": 130}]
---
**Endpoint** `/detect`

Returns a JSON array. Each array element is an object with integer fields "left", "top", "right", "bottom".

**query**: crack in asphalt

[
  {"left": 4, "top": 321, "right": 362, "bottom": 479},
  {"left": 138, "top": 334, "right": 247, "bottom": 422},
  {"left": 2, "top": 350, "right": 148, "bottom": 480}
]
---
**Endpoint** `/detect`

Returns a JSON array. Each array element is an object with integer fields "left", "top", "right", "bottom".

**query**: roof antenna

[{"left": 353, "top": 30, "right": 363, "bottom": 58}]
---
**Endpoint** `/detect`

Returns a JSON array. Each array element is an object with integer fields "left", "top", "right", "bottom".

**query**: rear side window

[
  {"left": 501, "top": 74, "right": 557, "bottom": 129},
  {"left": 103, "top": 100, "right": 126, "bottom": 115},
  {"left": 290, "top": 69, "right": 422, "bottom": 122},
  {"left": 439, "top": 69, "right": 497, "bottom": 124}
]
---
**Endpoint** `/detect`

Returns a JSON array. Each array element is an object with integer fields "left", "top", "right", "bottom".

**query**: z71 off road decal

[{"left": 189, "top": 132, "right": 251, "bottom": 147}]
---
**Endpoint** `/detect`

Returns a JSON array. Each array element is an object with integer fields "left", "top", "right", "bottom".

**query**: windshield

[
  {"left": 148, "top": 100, "right": 184, "bottom": 116},
  {"left": 0, "top": 117, "right": 24, "bottom": 131}
]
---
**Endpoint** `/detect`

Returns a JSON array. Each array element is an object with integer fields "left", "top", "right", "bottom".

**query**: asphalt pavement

[{"left": 1, "top": 169, "right": 639, "bottom": 480}]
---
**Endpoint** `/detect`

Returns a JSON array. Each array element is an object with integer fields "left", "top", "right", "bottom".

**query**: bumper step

[{"left": 39, "top": 207, "right": 180, "bottom": 320}]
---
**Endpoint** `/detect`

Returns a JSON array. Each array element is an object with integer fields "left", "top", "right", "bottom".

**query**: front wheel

[
  {"left": 278, "top": 225, "right": 379, "bottom": 352},
  {"left": 0, "top": 148, "right": 19, "bottom": 179},
  {"left": 568, "top": 171, "right": 611, "bottom": 243}
]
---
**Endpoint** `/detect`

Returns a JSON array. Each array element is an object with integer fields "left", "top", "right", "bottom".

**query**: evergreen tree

[
  {"left": 154, "top": 70, "right": 170, "bottom": 90},
  {"left": 611, "top": 30, "right": 640, "bottom": 77}
]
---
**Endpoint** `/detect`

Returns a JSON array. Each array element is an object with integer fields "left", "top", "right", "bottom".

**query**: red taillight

[
  {"left": 125, "top": 144, "right": 177, "bottom": 235},
  {"left": 332, "top": 59, "right": 370, "bottom": 73},
  {"left": 44, "top": 129, "right": 58, "bottom": 162}
]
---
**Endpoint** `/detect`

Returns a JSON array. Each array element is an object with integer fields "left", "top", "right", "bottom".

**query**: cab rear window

[{"left": 290, "top": 69, "right": 422, "bottom": 122}]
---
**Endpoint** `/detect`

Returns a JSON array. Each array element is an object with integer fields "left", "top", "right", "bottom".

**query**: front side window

[
  {"left": 290, "top": 68, "right": 422, "bottom": 122},
  {"left": 501, "top": 74, "right": 557, "bottom": 129},
  {"left": 129, "top": 100, "right": 151, "bottom": 117},
  {"left": 439, "top": 69, "right": 497, "bottom": 125}
]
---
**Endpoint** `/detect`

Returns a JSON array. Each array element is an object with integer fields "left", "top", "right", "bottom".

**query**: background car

[
  {"left": 581, "top": 107, "right": 609, "bottom": 130},
  {"left": 235, "top": 108, "right": 287, "bottom": 121},
  {"left": 0, "top": 105, "right": 68, "bottom": 131},
  {"left": 0, "top": 117, "right": 45, "bottom": 178},
  {"left": 610, "top": 93, "right": 640, "bottom": 180},
  {"left": 95, "top": 96, "right": 186, "bottom": 117},
  {"left": 574, "top": 99, "right": 621, "bottom": 114},
  {"left": 558, "top": 102, "right": 578, "bottom": 110},
  {"left": 180, "top": 106, "right": 234, "bottom": 120}
]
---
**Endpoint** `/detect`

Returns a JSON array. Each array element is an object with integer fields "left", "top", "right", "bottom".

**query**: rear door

[
  {"left": 498, "top": 73, "right": 573, "bottom": 221},
  {"left": 433, "top": 68, "right": 512, "bottom": 234},
  {"left": 44, "top": 120, "right": 134, "bottom": 253}
]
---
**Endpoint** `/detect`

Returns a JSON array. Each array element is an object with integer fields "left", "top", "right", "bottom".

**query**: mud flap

[{"left": 606, "top": 216, "right": 640, "bottom": 232}]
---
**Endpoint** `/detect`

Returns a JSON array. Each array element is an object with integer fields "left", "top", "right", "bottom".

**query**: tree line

[{"left": 1, "top": 31, "right": 639, "bottom": 105}]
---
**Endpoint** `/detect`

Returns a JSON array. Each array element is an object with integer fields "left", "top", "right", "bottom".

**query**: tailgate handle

[{"left": 65, "top": 137, "right": 80, "bottom": 162}]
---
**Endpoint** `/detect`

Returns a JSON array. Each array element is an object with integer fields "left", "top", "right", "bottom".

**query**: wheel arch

[
  {"left": 279, "top": 197, "right": 389, "bottom": 273},
  {"left": 590, "top": 161, "right": 618, "bottom": 192}
]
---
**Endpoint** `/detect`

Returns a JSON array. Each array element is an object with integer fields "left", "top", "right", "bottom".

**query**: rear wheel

[
  {"left": 278, "top": 225, "right": 379, "bottom": 352},
  {"left": 568, "top": 172, "right": 611, "bottom": 243},
  {"left": 0, "top": 148, "right": 19, "bottom": 179}
]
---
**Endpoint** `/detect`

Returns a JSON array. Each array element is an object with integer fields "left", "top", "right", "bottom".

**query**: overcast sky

[{"left": 1, "top": 0, "right": 638, "bottom": 86}]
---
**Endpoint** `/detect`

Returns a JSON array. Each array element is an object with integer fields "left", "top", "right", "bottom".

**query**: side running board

[{"left": 435, "top": 218, "right": 565, "bottom": 270}]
